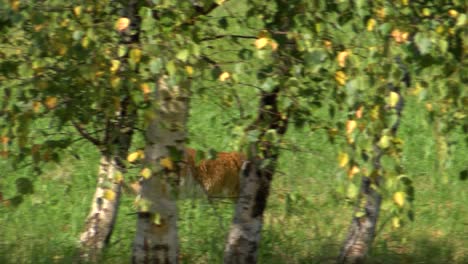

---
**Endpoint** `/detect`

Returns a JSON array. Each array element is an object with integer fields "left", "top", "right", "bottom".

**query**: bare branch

[{"left": 71, "top": 121, "right": 102, "bottom": 146}]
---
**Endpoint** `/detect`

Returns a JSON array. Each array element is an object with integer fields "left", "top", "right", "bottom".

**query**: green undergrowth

[{"left": 0, "top": 96, "right": 467, "bottom": 264}]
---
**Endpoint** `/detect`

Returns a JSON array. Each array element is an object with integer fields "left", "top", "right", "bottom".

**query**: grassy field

[
  {"left": 0, "top": 93, "right": 467, "bottom": 264},
  {"left": 0, "top": 3, "right": 466, "bottom": 263}
]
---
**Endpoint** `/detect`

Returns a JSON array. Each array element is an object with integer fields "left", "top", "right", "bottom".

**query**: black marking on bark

[
  {"left": 151, "top": 244, "right": 170, "bottom": 264},
  {"left": 246, "top": 240, "right": 258, "bottom": 263},
  {"left": 252, "top": 171, "right": 271, "bottom": 218},
  {"left": 138, "top": 212, "right": 152, "bottom": 219}
]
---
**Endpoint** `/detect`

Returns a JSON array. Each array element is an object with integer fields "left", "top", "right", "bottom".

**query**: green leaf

[
  {"left": 260, "top": 77, "right": 278, "bottom": 92},
  {"left": 354, "top": 211, "right": 365, "bottom": 218},
  {"left": 304, "top": 49, "right": 327, "bottom": 72},
  {"left": 149, "top": 58, "right": 162, "bottom": 74},
  {"left": 456, "top": 14, "right": 466, "bottom": 27},
  {"left": 414, "top": 33, "right": 432, "bottom": 55},
  {"left": 166, "top": 60, "right": 176, "bottom": 76},
  {"left": 346, "top": 183, "right": 358, "bottom": 199},
  {"left": 72, "top": 30, "right": 83, "bottom": 40},
  {"left": 118, "top": 45, "right": 128, "bottom": 57},
  {"left": 176, "top": 49, "right": 189, "bottom": 62},
  {"left": 18, "top": 63, "right": 33, "bottom": 77},
  {"left": 246, "top": 130, "right": 260, "bottom": 143},
  {"left": 378, "top": 135, "right": 391, "bottom": 149}
]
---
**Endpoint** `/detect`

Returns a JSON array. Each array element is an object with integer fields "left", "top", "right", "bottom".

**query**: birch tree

[
  {"left": 79, "top": 1, "right": 140, "bottom": 260},
  {"left": 0, "top": 1, "right": 141, "bottom": 260},
  {"left": 132, "top": 76, "right": 189, "bottom": 263}
]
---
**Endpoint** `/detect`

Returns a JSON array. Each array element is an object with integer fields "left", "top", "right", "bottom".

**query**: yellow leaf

[
  {"left": 346, "top": 120, "right": 357, "bottom": 135},
  {"left": 355, "top": 106, "right": 364, "bottom": 119},
  {"left": 81, "top": 37, "right": 89, "bottom": 48},
  {"left": 370, "top": 105, "right": 380, "bottom": 120},
  {"left": 324, "top": 40, "right": 332, "bottom": 49},
  {"left": 376, "top": 8, "right": 386, "bottom": 19},
  {"left": 348, "top": 165, "right": 360, "bottom": 179},
  {"left": 378, "top": 135, "right": 391, "bottom": 149},
  {"left": 422, "top": 8, "right": 431, "bottom": 17},
  {"left": 410, "top": 82, "right": 423, "bottom": 96},
  {"left": 160, "top": 157, "right": 174, "bottom": 171},
  {"left": 129, "top": 48, "right": 142, "bottom": 64},
  {"left": 392, "top": 217, "right": 401, "bottom": 228},
  {"left": 426, "top": 103, "right": 434, "bottom": 112},
  {"left": 111, "top": 76, "right": 121, "bottom": 88},
  {"left": 338, "top": 152, "right": 349, "bottom": 168},
  {"left": 153, "top": 213, "right": 162, "bottom": 225},
  {"left": 391, "top": 29, "right": 409, "bottom": 43},
  {"left": 103, "top": 190, "right": 116, "bottom": 201},
  {"left": 337, "top": 51, "right": 350, "bottom": 67},
  {"left": 110, "top": 60, "right": 121, "bottom": 73},
  {"left": 140, "top": 167, "right": 152, "bottom": 179},
  {"left": 401, "top": 0, "right": 409, "bottom": 5},
  {"left": 255, "top": 37, "right": 269, "bottom": 49},
  {"left": 58, "top": 45, "right": 67, "bottom": 55},
  {"left": 114, "top": 172, "right": 123, "bottom": 183},
  {"left": 140, "top": 83, "right": 151, "bottom": 95},
  {"left": 393, "top": 192, "right": 405, "bottom": 207},
  {"left": 448, "top": 9, "right": 458, "bottom": 18},
  {"left": 127, "top": 151, "right": 141, "bottom": 162},
  {"left": 335, "top": 71, "right": 347, "bottom": 86},
  {"left": 185, "top": 66, "right": 193, "bottom": 76},
  {"left": 219, "top": 72, "right": 230, "bottom": 82},
  {"left": 34, "top": 24, "right": 44, "bottom": 32},
  {"left": 270, "top": 40, "right": 279, "bottom": 51},
  {"left": 45, "top": 96, "right": 58, "bottom": 109},
  {"left": 367, "top": 18, "right": 376, "bottom": 31},
  {"left": 73, "top": 6, "right": 82, "bottom": 17},
  {"left": 10, "top": 0, "right": 20, "bottom": 11},
  {"left": 388, "top": 91, "right": 400, "bottom": 107},
  {"left": 33, "top": 101, "right": 42, "bottom": 113},
  {"left": 115, "top": 17, "right": 130, "bottom": 32},
  {"left": 137, "top": 150, "right": 145, "bottom": 159},
  {"left": 1, "top": 136, "right": 10, "bottom": 144}
]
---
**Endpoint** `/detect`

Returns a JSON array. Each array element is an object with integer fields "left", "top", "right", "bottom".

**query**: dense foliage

[{"left": 0, "top": 0, "right": 466, "bottom": 262}]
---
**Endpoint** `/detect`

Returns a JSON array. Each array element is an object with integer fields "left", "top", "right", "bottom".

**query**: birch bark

[
  {"left": 338, "top": 85, "right": 405, "bottom": 264},
  {"left": 224, "top": 87, "right": 288, "bottom": 264},
  {"left": 132, "top": 77, "right": 189, "bottom": 264}
]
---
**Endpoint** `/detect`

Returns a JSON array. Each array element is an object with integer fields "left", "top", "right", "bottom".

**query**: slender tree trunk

[
  {"left": 224, "top": 87, "right": 288, "bottom": 264},
  {"left": 337, "top": 145, "right": 383, "bottom": 264},
  {"left": 132, "top": 77, "right": 190, "bottom": 264},
  {"left": 79, "top": 0, "right": 140, "bottom": 260},
  {"left": 338, "top": 86, "right": 405, "bottom": 264},
  {"left": 78, "top": 98, "right": 135, "bottom": 261},
  {"left": 79, "top": 156, "right": 123, "bottom": 261}
]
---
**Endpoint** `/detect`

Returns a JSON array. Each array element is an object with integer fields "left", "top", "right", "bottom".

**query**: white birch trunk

[
  {"left": 224, "top": 88, "right": 288, "bottom": 264},
  {"left": 224, "top": 157, "right": 270, "bottom": 264},
  {"left": 79, "top": 155, "right": 123, "bottom": 261},
  {"left": 338, "top": 85, "right": 405, "bottom": 264},
  {"left": 132, "top": 76, "right": 189, "bottom": 264}
]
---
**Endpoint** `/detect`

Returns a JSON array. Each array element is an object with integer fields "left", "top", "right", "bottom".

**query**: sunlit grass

[{"left": 0, "top": 95, "right": 466, "bottom": 264}]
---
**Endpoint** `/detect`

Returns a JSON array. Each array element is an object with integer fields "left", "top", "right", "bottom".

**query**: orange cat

[
  {"left": 129, "top": 148, "right": 245, "bottom": 199},
  {"left": 184, "top": 148, "right": 245, "bottom": 199}
]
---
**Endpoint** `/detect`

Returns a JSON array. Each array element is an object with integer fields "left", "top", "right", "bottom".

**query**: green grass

[{"left": 0, "top": 94, "right": 467, "bottom": 264}]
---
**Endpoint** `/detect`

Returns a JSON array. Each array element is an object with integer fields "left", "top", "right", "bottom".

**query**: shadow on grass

[
  {"left": 367, "top": 236, "right": 468, "bottom": 264},
  {"left": 0, "top": 229, "right": 466, "bottom": 264},
  {"left": 257, "top": 227, "right": 467, "bottom": 264}
]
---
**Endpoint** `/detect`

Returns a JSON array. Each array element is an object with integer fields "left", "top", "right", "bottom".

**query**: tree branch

[
  {"left": 72, "top": 121, "right": 102, "bottom": 146},
  {"left": 200, "top": 34, "right": 257, "bottom": 42}
]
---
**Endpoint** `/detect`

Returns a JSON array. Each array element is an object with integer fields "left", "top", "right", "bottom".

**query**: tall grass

[{"left": 0, "top": 94, "right": 466, "bottom": 263}]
